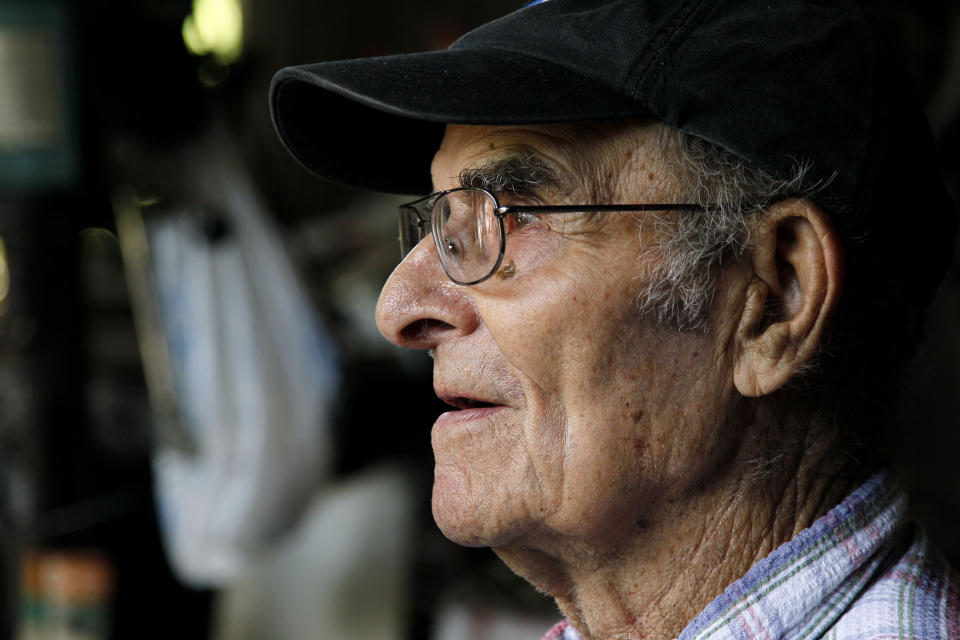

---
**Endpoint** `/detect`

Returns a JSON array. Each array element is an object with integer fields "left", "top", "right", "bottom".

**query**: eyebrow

[{"left": 457, "top": 150, "right": 560, "bottom": 195}]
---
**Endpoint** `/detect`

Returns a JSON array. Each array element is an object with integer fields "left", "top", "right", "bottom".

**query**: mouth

[
  {"left": 440, "top": 395, "right": 499, "bottom": 411},
  {"left": 434, "top": 393, "right": 507, "bottom": 429}
]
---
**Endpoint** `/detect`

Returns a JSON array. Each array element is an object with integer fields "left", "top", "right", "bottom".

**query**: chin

[
  {"left": 431, "top": 490, "right": 495, "bottom": 547},
  {"left": 431, "top": 470, "right": 533, "bottom": 548},
  {"left": 433, "top": 517, "right": 488, "bottom": 548},
  {"left": 430, "top": 462, "right": 480, "bottom": 545}
]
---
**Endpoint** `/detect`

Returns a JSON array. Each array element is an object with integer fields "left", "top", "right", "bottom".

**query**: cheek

[
  {"left": 481, "top": 241, "right": 649, "bottom": 425},
  {"left": 481, "top": 262, "right": 611, "bottom": 457},
  {"left": 481, "top": 260, "right": 652, "bottom": 496},
  {"left": 501, "top": 225, "right": 564, "bottom": 277},
  {"left": 544, "top": 386, "right": 666, "bottom": 543},
  {"left": 484, "top": 246, "right": 632, "bottom": 383}
]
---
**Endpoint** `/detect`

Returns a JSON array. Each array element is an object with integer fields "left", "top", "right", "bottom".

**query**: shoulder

[{"left": 828, "top": 528, "right": 960, "bottom": 640}]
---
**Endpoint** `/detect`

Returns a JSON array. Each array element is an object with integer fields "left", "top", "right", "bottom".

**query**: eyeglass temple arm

[{"left": 495, "top": 203, "right": 715, "bottom": 214}]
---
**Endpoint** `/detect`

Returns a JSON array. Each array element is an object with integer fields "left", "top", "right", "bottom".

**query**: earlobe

[{"left": 733, "top": 199, "right": 844, "bottom": 397}]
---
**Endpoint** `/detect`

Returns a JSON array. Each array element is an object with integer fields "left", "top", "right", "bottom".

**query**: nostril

[{"left": 402, "top": 318, "right": 455, "bottom": 345}]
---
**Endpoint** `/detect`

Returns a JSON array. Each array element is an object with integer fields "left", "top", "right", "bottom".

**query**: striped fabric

[{"left": 543, "top": 470, "right": 960, "bottom": 640}]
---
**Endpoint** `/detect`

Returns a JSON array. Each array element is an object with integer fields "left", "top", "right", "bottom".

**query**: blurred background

[{"left": 0, "top": 1, "right": 956, "bottom": 639}]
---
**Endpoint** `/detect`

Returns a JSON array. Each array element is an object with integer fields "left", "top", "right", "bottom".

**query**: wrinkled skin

[{"left": 376, "top": 121, "right": 849, "bottom": 639}]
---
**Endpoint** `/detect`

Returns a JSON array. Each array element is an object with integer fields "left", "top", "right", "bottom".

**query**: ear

[{"left": 734, "top": 199, "right": 844, "bottom": 397}]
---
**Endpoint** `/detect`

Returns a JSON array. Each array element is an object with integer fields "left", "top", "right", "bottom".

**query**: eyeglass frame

[{"left": 398, "top": 186, "right": 716, "bottom": 286}]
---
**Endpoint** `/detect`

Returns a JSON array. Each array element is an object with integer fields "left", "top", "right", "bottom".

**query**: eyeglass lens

[
  {"left": 398, "top": 206, "right": 423, "bottom": 258},
  {"left": 432, "top": 189, "right": 501, "bottom": 284}
]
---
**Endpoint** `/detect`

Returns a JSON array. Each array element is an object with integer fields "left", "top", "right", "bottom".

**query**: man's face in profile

[{"left": 376, "top": 122, "right": 745, "bottom": 555}]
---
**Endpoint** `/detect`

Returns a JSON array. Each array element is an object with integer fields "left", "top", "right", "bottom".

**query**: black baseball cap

[{"left": 270, "top": 0, "right": 956, "bottom": 301}]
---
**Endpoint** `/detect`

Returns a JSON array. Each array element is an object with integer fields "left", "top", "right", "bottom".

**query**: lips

[
  {"left": 432, "top": 387, "right": 511, "bottom": 429},
  {"left": 438, "top": 393, "right": 499, "bottom": 411},
  {"left": 432, "top": 345, "right": 522, "bottom": 421}
]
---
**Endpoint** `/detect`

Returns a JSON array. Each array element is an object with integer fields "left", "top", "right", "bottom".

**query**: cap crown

[{"left": 453, "top": 0, "right": 874, "bottom": 226}]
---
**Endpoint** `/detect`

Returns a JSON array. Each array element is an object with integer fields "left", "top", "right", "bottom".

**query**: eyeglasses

[{"left": 398, "top": 187, "right": 715, "bottom": 285}]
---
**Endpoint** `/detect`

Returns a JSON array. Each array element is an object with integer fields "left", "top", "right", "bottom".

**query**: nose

[{"left": 375, "top": 238, "right": 480, "bottom": 350}]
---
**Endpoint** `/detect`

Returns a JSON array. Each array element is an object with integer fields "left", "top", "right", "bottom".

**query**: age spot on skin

[
  {"left": 631, "top": 409, "right": 644, "bottom": 423},
  {"left": 634, "top": 438, "right": 647, "bottom": 453},
  {"left": 498, "top": 261, "right": 517, "bottom": 280}
]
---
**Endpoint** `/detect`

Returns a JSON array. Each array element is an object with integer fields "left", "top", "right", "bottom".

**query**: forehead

[{"left": 429, "top": 121, "right": 665, "bottom": 193}]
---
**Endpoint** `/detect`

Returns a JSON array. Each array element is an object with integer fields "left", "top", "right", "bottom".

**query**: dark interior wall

[{"left": 857, "top": 0, "right": 960, "bottom": 564}]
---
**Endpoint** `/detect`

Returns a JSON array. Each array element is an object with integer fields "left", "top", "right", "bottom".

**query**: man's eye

[{"left": 504, "top": 211, "right": 540, "bottom": 233}]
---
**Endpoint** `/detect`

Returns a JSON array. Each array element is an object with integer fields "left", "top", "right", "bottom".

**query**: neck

[{"left": 493, "top": 450, "right": 864, "bottom": 640}]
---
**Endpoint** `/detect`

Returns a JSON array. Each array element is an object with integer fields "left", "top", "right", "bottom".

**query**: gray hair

[
  {"left": 643, "top": 126, "right": 921, "bottom": 463},
  {"left": 637, "top": 127, "right": 819, "bottom": 332}
]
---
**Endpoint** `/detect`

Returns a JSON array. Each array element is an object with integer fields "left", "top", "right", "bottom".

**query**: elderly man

[{"left": 269, "top": 0, "right": 960, "bottom": 638}]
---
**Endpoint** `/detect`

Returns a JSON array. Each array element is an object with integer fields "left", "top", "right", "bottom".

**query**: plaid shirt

[{"left": 542, "top": 470, "right": 960, "bottom": 640}]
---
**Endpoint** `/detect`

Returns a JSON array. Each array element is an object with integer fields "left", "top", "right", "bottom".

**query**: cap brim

[{"left": 269, "top": 49, "right": 648, "bottom": 194}]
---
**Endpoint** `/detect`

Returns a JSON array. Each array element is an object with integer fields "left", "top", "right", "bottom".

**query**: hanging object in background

[
  {"left": 0, "top": 0, "right": 78, "bottom": 190},
  {"left": 114, "top": 128, "right": 339, "bottom": 586}
]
